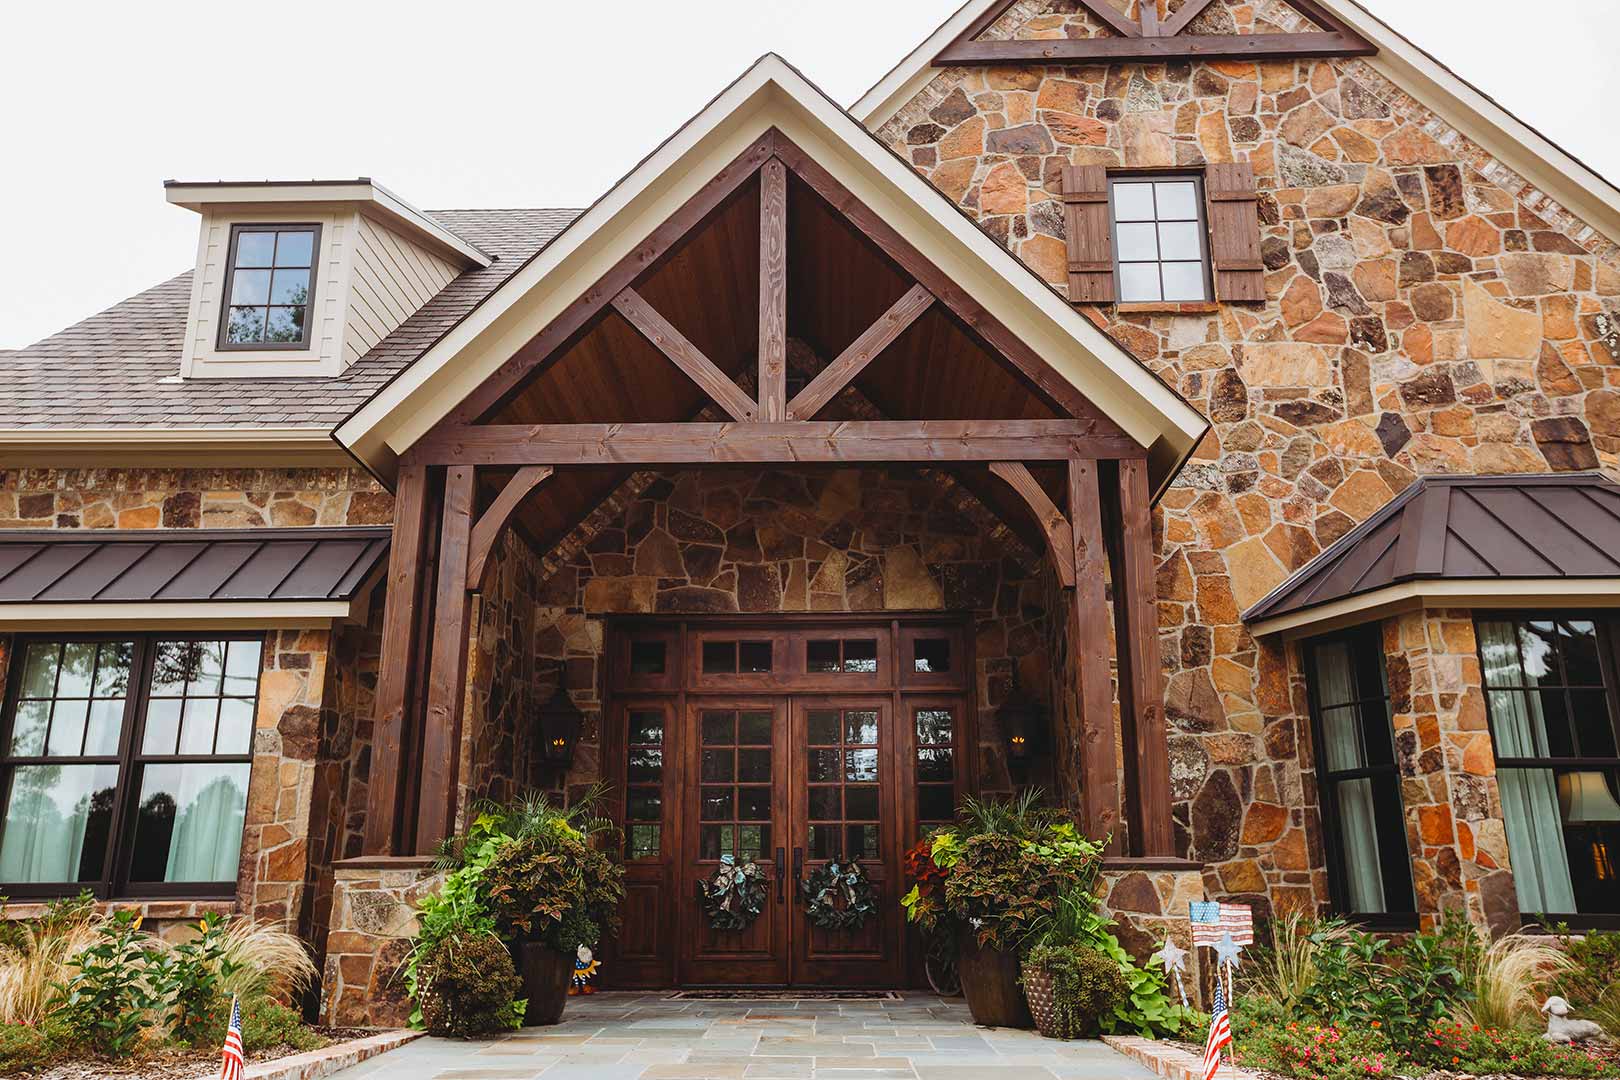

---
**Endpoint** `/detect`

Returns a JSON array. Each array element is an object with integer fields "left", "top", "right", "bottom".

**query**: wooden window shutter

[
  {"left": 1204, "top": 162, "right": 1266, "bottom": 301},
  {"left": 1062, "top": 165, "right": 1114, "bottom": 303}
]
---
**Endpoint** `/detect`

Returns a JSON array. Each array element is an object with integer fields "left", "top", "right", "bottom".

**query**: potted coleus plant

[
  {"left": 480, "top": 788, "right": 625, "bottom": 1025},
  {"left": 901, "top": 791, "right": 1102, "bottom": 1028}
]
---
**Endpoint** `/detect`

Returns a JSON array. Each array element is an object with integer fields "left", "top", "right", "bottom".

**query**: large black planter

[
  {"left": 956, "top": 929, "right": 1033, "bottom": 1028},
  {"left": 518, "top": 942, "right": 572, "bottom": 1026}
]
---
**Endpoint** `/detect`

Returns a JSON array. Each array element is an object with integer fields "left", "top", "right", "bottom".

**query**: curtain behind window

[
  {"left": 1313, "top": 641, "right": 1386, "bottom": 912},
  {"left": 1478, "top": 620, "right": 1577, "bottom": 913}
]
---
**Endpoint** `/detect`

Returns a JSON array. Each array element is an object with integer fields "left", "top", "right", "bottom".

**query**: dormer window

[{"left": 218, "top": 224, "right": 320, "bottom": 349}]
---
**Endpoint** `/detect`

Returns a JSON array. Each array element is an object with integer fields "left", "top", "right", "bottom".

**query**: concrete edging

[
  {"left": 194, "top": 1029, "right": 423, "bottom": 1080},
  {"left": 1103, "top": 1034, "right": 1257, "bottom": 1080}
]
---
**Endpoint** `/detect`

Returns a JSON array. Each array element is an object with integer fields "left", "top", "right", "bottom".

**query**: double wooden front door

[{"left": 605, "top": 617, "right": 972, "bottom": 988}]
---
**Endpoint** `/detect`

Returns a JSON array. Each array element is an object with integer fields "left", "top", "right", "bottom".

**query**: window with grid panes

[
  {"left": 218, "top": 225, "right": 319, "bottom": 348},
  {"left": 624, "top": 709, "right": 665, "bottom": 860},
  {"left": 0, "top": 636, "right": 261, "bottom": 897},
  {"left": 1109, "top": 176, "right": 1211, "bottom": 303},
  {"left": 914, "top": 705, "right": 957, "bottom": 834},
  {"left": 699, "top": 709, "right": 773, "bottom": 861},
  {"left": 806, "top": 707, "right": 880, "bottom": 861}
]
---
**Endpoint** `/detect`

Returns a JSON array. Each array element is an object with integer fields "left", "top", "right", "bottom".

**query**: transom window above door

[
  {"left": 0, "top": 635, "right": 261, "bottom": 898},
  {"left": 1110, "top": 176, "right": 1211, "bottom": 304},
  {"left": 218, "top": 225, "right": 320, "bottom": 349}
]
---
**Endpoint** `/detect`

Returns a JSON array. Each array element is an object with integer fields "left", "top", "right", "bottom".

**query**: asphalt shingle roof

[{"left": 0, "top": 208, "right": 579, "bottom": 430}]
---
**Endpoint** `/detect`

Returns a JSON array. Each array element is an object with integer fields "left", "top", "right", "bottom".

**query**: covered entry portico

[{"left": 328, "top": 57, "right": 1206, "bottom": 1009}]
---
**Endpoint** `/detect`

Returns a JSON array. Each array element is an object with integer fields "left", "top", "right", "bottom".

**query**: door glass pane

[
  {"left": 917, "top": 747, "right": 953, "bottom": 781},
  {"left": 738, "top": 642, "right": 773, "bottom": 673},
  {"left": 809, "top": 787, "right": 840, "bottom": 820},
  {"left": 916, "top": 708, "right": 953, "bottom": 744},
  {"left": 628, "top": 747, "right": 663, "bottom": 783},
  {"left": 629, "top": 640, "right": 666, "bottom": 675},
  {"left": 846, "top": 824, "right": 879, "bottom": 860},
  {"left": 628, "top": 790, "right": 662, "bottom": 820},
  {"left": 701, "top": 788, "right": 733, "bottom": 820},
  {"left": 702, "top": 641, "right": 736, "bottom": 674},
  {"left": 844, "top": 711, "right": 878, "bottom": 744},
  {"left": 738, "top": 748, "right": 772, "bottom": 782},
  {"left": 845, "top": 787, "right": 879, "bottom": 820},
  {"left": 738, "top": 825, "right": 768, "bottom": 861},
  {"left": 629, "top": 825, "right": 661, "bottom": 860},
  {"left": 845, "top": 748, "right": 878, "bottom": 782},
  {"left": 739, "top": 711, "right": 772, "bottom": 744},
  {"left": 737, "top": 786, "right": 771, "bottom": 819},
  {"left": 918, "top": 785, "right": 954, "bottom": 822},
  {"left": 702, "top": 712, "right": 735, "bottom": 745},
  {"left": 702, "top": 749, "right": 734, "bottom": 782},
  {"left": 807, "top": 640, "right": 840, "bottom": 673},
  {"left": 808, "top": 824, "right": 837, "bottom": 860},
  {"left": 808, "top": 710, "right": 840, "bottom": 745},
  {"left": 844, "top": 640, "right": 878, "bottom": 673},
  {"left": 808, "top": 749, "right": 839, "bottom": 783},
  {"left": 629, "top": 711, "right": 663, "bottom": 745},
  {"left": 128, "top": 762, "right": 249, "bottom": 883},
  {"left": 914, "top": 638, "right": 951, "bottom": 674},
  {"left": 0, "top": 764, "right": 118, "bottom": 883}
]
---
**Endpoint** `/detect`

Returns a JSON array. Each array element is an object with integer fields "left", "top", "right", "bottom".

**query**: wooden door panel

[
  {"left": 789, "top": 696, "right": 900, "bottom": 987},
  {"left": 679, "top": 698, "right": 790, "bottom": 985}
]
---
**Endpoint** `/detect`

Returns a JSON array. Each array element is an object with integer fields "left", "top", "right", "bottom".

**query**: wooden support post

[
  {"left": 415, "top": 465, "right": 476, "bottom": 853},
  {"left": 758, "top": 157, "right": 788, "bottom": 421},
  {"left": 363, "top": 463, "right": 431, "bottom": 855},
  {"left": 1112, "top": 459, "right": 1174, "bottom": 857},
  {"left": 1069, "top": 459, "right": 1121, "bottom": 849}
]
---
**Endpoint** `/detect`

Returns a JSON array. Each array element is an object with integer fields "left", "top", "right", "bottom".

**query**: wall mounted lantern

[{"left": 537, "top": 682, "right": 583, "bottom": 772}]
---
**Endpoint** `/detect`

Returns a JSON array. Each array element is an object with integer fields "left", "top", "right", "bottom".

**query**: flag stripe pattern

[
  {"left": 1190, "top": 901, "right": 1253, "bottom": 945},
  {"left": 220, "top": 995, "right": 244, "bottom": 1080},
  {"left": 1202, "top": 979, "right": 1232, "bottom": 1080}
]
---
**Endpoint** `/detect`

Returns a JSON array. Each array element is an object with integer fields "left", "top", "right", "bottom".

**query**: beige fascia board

[
  {"left": 852, "top": 0, "right": 1620, "bottom": 246},
  {"left": 1248, "top": 578, "right": 1620, "bottom": 641},
  {"left": 0, "top": 427, "right": 351, "bottom": 468},
  {"left": 164, "top": 180, "right": 492, "bottom": 269},
  {"left": 0, "top": 600, "right": 352, "bottom": 631},
  {"left": 335, "top": 56, "right": 1206, "bottom": 484}
]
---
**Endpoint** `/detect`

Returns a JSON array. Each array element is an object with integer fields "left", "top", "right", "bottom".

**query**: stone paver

[{"left": 320, "top": 994, "right": 1161, "bottom": 1080}]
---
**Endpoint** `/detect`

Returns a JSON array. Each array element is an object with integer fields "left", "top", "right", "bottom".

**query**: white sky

[{"left": 2, "top": 0, "right": 1616, "bottom": 349}]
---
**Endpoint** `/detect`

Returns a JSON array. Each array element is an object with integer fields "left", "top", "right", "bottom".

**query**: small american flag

[
  {"left": 219, "top": 995, "right": 244, "bottom": 1080},
  {"left": 1202, "top": 979, "right": 1233, "bottom": 1080},
  {"left": 1190, "top": 901, "right": 1253, "bottom": 946}
]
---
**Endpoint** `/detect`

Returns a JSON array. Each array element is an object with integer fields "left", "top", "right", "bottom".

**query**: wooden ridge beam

[
  {"left": 410, "top": 420, "right": 1138, "bottom": 466},
  {"left": 989, "top": 462, "right": 1075, "bottom": 588},
  {"left": 787, "top": 284, "right": 934, "bottom": 420},
  {"left": 466, "top": 465, "right": 554, "bottom": 591},
  {"left": 612, "top": 288, "right": 757, "bottom": 422},
  {"left": 937, "top": 31, "right": 1375, "bottom": 65}
]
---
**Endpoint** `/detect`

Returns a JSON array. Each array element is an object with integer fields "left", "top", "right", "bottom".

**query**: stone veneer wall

[
  {"left": 527, "top": 467, "right": 1058, "bottom": 804},
  {"left": 1384, "top": 610, "right": 1518, "bottom": 933},
  {"left": 877, "top": 0, "right": 1620, "bottom": 924},
  {"left": 0, "top": 467, "right": 388, "bottom": 953}
]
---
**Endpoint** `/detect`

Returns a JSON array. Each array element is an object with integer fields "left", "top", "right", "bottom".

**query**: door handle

[
  {"left": 792, "top": 847, "right": 804, "bottom": 893},
  {"left": 775, "top": 846, "right": 786, "bottom": 903}
]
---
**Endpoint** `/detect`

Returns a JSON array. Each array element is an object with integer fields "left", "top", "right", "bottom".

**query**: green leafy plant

[
  {"left": 1022, "top": 943, "right": 1128, "bottom": 1039},
  {"left": 405, "top": 820, "right": 506, "bottom": 1026},
  {"left": 483, "top": 826, "right": 625, "bottom": 954},
  {"left": 50, "top": 909, "right": 163, "bottom": 1057},
  {"left": 1232, "top": 997, "right": 1400, "bottom": 1080},
  {"left": 150, "top": 912, "right": 239, "bottom": 1047},
  {"left": 416, "top": 932, "right": 525, "bottom": 1037},
  {"left": 1414, "top": 1019, "right": 1616, "bottom": 1077},
  {"left": 0, "top": 1018, "right": 62, "bottom": 1074}
]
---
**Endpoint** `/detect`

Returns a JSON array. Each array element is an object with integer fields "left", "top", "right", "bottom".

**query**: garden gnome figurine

[
  {"left": 570, "top": 943, "right": 600, "bottom": 995},
  {"left": 1541, "top": 997, "right": 1604, "bottom": 1044}
]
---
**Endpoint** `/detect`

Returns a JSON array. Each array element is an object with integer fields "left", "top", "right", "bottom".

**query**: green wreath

[
  {"left": 698, "top": 855, "right": 768, "bottom": 931},
  {"left": 799, "top": 859, "right": 877, "bottom": 931}
]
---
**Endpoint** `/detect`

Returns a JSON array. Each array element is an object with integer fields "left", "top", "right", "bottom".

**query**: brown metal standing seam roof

[
  {"left": 1243, "top": 473, "right": 1620, "bottom": 625},
  {"left": 0, "top": 527, "right": 390, "bottom": 604}
]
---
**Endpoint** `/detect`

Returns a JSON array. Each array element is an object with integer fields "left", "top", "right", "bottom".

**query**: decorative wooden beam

[
  {"left": 1069, "top": 458, "right": 1121, "bottom": 849},
  {"left": 363, "top": 463, "right": 432, "bottom": 855},
  {"left": 989, "top": 462, "right": 1075, "bottom": 588},
  {"left": 612, "top": 289, "right": 757, "bottom": 422},
  {"left": 936, "top": 31, "right": 1375, "bottom": 65},
  {"left": 1080, "top": 0, "right": 1141, "bottom": 38},
  {"left": 769, "top": 137, "right": 1133, "bottom": 440},
  {"left": 758, "top": 158, "right": 788, "bottom": 422},
  {"left": 787, "top": 284, "right": 934, "bottom": 420},
  {"left": 439, "top": 133, "right": 776, "bottom": 429},
  {"left": 1111, "top": 458, "right": 1174, "bottom": 858},
  {"left": 415, "top": 465, "right": 475, "bottom": 853},
  {"left": 410, "top": 420, "right": 1138, "bottom": 466},
  {"left": 1136, "top": 0, "right": 1159, "bottom": 38},
  {"left": 1159, "top": 0, "right": 1218, "bottom": 36},
  {"left": 466, "top": 465, "right": 554, "bottom": 592}
]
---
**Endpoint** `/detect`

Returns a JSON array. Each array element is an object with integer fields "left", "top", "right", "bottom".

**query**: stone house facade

[{"left": 2, "top": 0, "right": 1619, "bottom": 1023}]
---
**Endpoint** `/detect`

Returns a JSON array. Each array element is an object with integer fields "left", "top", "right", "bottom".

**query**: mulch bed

[{"left": 23, "top": 1027, "right": 382, "bottom": 1080}]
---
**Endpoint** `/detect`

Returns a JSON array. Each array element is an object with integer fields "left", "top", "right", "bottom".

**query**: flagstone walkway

[{"left": 321, "top": 993, "right": 1161, "bottom": 1080}]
